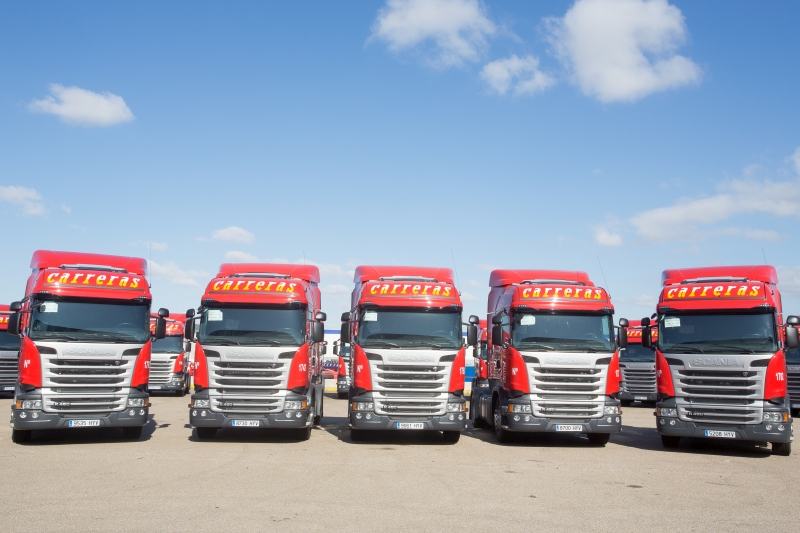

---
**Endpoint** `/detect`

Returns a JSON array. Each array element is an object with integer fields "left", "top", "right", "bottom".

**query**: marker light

[
  {"left": 507, "top": 404, "right": 532, "bottom": 414},
  {"left": 352, "top": 402, "right": 373, "bottom": 411},
  {"left": 16, "top": 400, "right": 42, "bottom": 410},
  {"left": 192, "top": 399, "right": 210, "bottom": 408},
  {"left": 447, "top": 403, "right": 467, "bottom": 412},
  {"left": 603, "top": 406, "right": 620, "bottom": 415},
  {"left": 127, "top": 398, "right": 147, "bottom": 407},
  {"left": 657, "top": 408, "right": 677, "bottom": 417}
]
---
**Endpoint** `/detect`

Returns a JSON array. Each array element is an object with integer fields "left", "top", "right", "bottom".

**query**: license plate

[
  {"left": 68, "top": 420, "right": 100, "bottom": 427},
  {"left": 704, "top": 430, "right": 736, "bottom": 438},
  {"left": 2, "top": 386, "right": 13, "bottom": 391},
  {"left": 232, "top": 420, "right": 260, "bottom": 427},
  {"left": 150, "top": 385, "right": 161, "bottom": 390},
  {"left": 555, "top": 425, "right": 582, "bottom": 432},
  {"left": 634, "top": 396, "right": 648, "bottom": 400},
  {"left": 396, "top": 422, "right": 424, "bottom": 429},
  {"left": 792, "top": 404, "right": 800, "bottom": 409}
]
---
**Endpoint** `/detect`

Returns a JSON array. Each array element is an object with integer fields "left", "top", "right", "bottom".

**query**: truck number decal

[
  {"left": 356, "top": 365, "right": 363, "bottom": 372},
  {"left": 298, "top": 364, "right": 307, "bottom": 372},
  {"left": 776, "top": 372, "right": 785, "bottom": 381}
]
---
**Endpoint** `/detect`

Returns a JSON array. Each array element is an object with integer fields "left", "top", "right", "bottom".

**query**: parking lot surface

[{"left": 0, "top": 394, "right": 797, "bottom": 532}]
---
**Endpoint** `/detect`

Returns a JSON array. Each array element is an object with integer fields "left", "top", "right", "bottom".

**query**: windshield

[
  {"left": 787, "top": 348, "right": 800, "bottom": 364},
  {"left": 658, "top": 312, "right": 777, "bottom": 354},
  {"left": 512, "top": 312, "right": 614, "bottom": 352},
  {"left": 198, "top": 306, "right": 304, "bottom": 346},
  {"left": 0, "top": 331, "right": 20, "bottom": 351},
  {"left": 29, "top": 300, "right": 150, "bottom": 343},
  {"left": 151, "top": 335, "right": 183, "bottom": 354},
  {"left": 358, "top": 309, "right": 462, "bottom": 349},
  {"left": 619, "top": 343, "right": 654, "bottom": 362}
]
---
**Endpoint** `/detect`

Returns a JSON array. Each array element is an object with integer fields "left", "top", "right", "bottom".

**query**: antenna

[
  {"left": 450, "top": 250, "right": 461, "bottom": 293},
  {"left": 762, "top": 248, "right": 767, "bottom": 265},
  {"left": 596, "top": 255, "right": 610, "bottom": 295},
  {"left": 148, "top": 243, "right": 152, "bottom": 288}
]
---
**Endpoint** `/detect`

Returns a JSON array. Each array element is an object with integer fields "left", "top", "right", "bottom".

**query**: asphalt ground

[{"left": 0, "top": 394, "right": 797, "bottom": 533}]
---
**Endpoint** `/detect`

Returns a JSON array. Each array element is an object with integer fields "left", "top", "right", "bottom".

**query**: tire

[
  {"left": 11, "top": 429, "right": 31, "bottom": 444},
  {"left": 176, "top": 387, "right": 186, "bottom": 398},
  {"left": 472, "top": 416, "right": 486, "bottom": 429},
  {"left": 442, "top": 431, "right": 461, "bottom": 444},
  {"left": 661, "top": 435, "right": 681, "bottom": 449},
  {"left": 772, "top": 441, "right": 792, "bottom": 456},
  {"left": 587, "top": 433, "right": 611, "bottom": 447},
  {"left": 493, "top": 408, "right": 513, "bottom": 444},
  {"left": 350, "top": 428, "right": 368, "bottom": 442},
  {"left": 122, "top": 426, "right": 143, "bottom": 440},
  {"left": 313, "top": 393, "right": 323, "bottom": 426},
  {"left": 295, "top": 426, "right": 312, "bottom": 441},
  {"left": 337, "top": 392, "right": 348, "bottom": 400},
  {"left": 196, "top": 427, "right": 217, "bottom": 440},
  {"left": 620, "top": 399, "right": 632, "bottom": 407},
  {"left": 791, "top": 408, "right": 800, "bottom": 419}
]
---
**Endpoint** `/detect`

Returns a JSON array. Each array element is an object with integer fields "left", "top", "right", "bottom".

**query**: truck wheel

[
  {"left": 337, "top": 392, "right": 348, "bottom": 400},
  {"left": 313, "top": 393, "right": 323, "bottom": 426},
  {"left": 620, "top": 400, "right": 632, "bottom": 407},
  {"left": 661, "top": 435, "right": 681, "bottom": 449},
  {"left": 196, "top": 427, "right": 217, "bottom": 440},
  {"left": 11, "top": 429, "right": 31, "bottom": 444},
  {"left": 122, "top": 426, "right": 143, "bottom": 440},
  {"left": 295, "top": 426, "right": 312, "bottom": 441},
  {"left": 772, "top": 441, "right": 792, "bottom": 456},
  {"left": 176, "top": 387, "right": 186, "bottom": 397},
  {"left": 442, "top": 431, "right": 460, "bottom": 444},
  {"left": 472, "top": 415, "right": 486, "bottom": 429},
  {"left": 587, "top": 433, "right": 610, "bottom": 446},
  {"left": 350, "top": 429, "right": 368, "bottom": 442},
  {"left": 494, "top": 409, "right": 513, "bottom": 444}
]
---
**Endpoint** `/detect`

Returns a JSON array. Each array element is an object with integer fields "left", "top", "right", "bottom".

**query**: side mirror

[
  {"left": 186, "top": 308, "right": 196, "bottom": 319},
  {"left": 184, "top": 341, "right": 192, "bottom": 352},
  {"left": 787, "top": 315, "right": 799, "bottom": 326},
  {"left": 340, "top": 322, "right": 350, "bottom": 343},
  {"left": 158, "top": 308, "right": 169, "bottom": 318},
  {"left": 617, "top": 318, "right": 628, "bottom": 349},
  {"left": 491, "top": 324, "right": 502, "bottom": 346},
  {"left": 619, "top": 318, "right": 629, "bottom": 328},
  {"left": 322, "top": 344, "right": 327, "bottom": 355},
  {"left": 316, "top": 311, "right": 327, "bottom": 322},
  {"left": 467, "top": 324, "right": 478, "bottom": 346},
  {"left": 7, "top": 312, "right": 21, "bottom": 336},
  {"left": 787, "top": 323, "right": 799, "bottom": 350},
  {"left": 312, "top": 321, "right": 325, "bottom": 343},
  {"left": 333, "top": 344, "right": 338, "bottom": 356},
  {"left": 469, "top": 315, "right": 480, "bottom": 325},
  {"left": 491, "top": 315, "right": 502, "bottom": 325},
  {"left": 10, "top": 301, "right": 22, "bottom": 312},
  {"left": 341, "top": 312, "right": 349, "bottom": 322},
  {"left": 155, "top": 317, "right": 167, "bottom": 339},
  {"left": 184, "top": 318, "right": 195, "bottom": 340},
  {"left": 641, "top": 317, "right": 652, "bottom": 348}
]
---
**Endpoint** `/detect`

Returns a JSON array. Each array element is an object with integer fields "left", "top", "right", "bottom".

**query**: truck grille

[
  {"left": 530, "top": 366, "right": 605, "bottom": 419},
  {"left": 0, "top": 354, "right": 18, "bottom": 388},
  {"left": 42, "top": 354, "right": 137, "bottom": 414},
  {"left": 621, "top": 366, "right": 656, "bottom": 395},
  {"left": 207, "top": 355, "right": 289, "bottom": 414},
  {"left": 787, "top": 370, "right": 800, "bottom": 403},
  {"left": 148, "top": 355, "right": 176, "bottom": 385},
  {"left": 673, "top": 366, "right": 763, "bottom": 424},
  {"left": 371, "top": 358, "right": 451, "bottom": 417}
]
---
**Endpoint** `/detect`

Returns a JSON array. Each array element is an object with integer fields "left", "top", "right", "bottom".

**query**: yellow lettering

[
  {"left": 737, "top": 286, "right": 747, "bottom": 296},
  {"left": 412, "top": 285, "right": 421, "bottom": 294},
  {"left": 689, "top": 287, "right": 698, "bottom": 297},
  {"left": 391, "top": 284, "right": 400, "bottom": 294},
  {"left": 222, "top": 281, "right": 233, "bottom": 290},
  {"left": 544, "top": 288, "right": 552, "bottom": 297},
  {"left": 402, "top": 285, "right": 410, "bottom": 294},
  {"left": 59, "top": 273, "right": 70, "bottom": 283},
  {"left": 119, "top": 277, "right": 129, "bottom": 287},
  {"left": 232, "top": 281, "right": 243, "bottom": 290},
  {"left": 130, "top": 278, "right": 140, "bottom": 288},
  {"left": 678, "top": 288, "right": 688, "bottom": 298},
  {"left": 266, "top": 281, "right": 276, "bottom": 291},
  {"left": 564, "top": 288, "right": 572, "bottom": 297},
  {"left": 72, "top": 274, "right": 84, "bottom": 283},
  {"left": 107, "top": 275, "right": 118, "bottom": 286},
  {"left": 276, "top": 282, "right": 286, "bottom": 292},
  {"left": 713, "top": 286, "right": 723, "bottom": 296},
  {"left": 701, "top": 286, "right": 710, "bottom": 296},
  {"left": 287, "top": 283, "right": 296, "bottom": 292},
  {"left": 96, "top": 275, "right": 106, "bottom": 285},
  {"left": 213, "top": 281, "right": 222, "bottom": 290},
  {"left": 46, "top": 273, "right": 57, "bottom": 283},
  {"left": 380, "top": 285, "right": 389, "bottom": 294},
  {"left": 443, "top": 287, "right": 451, "bottom": 296},
  {"left": 244, "top": 281, "right": 254, "bottom": 291},
  {"left": 522, "top": 288, "right": 531, "bottom": 298},
  {"left": 594, "top": 289, "right": 602, "bottom": 300},
  {"left": 667, "top": 288, "right": 677, "bottom": 298},
  {"left": 749, "top": 286, "right": 759, "bottom": 297},
  {"left": 432, "top": 286, "right": 441, "bottom": 295},
  {"left": 83, "top": 274, "right": 96, "bottom": 284},
  {"left": 533, "top": 288, "right": 542, "bottom": 298},
  {"left": 725, "top": 285, "right": 736, "bottom": 296},
  {"left": 255, "top": 281, "right": 265, "bottom": 291},
  {"left": 370, "top": 285, "right": 379, "bottom": 295},
  {"left": 421, "top": 285, "right": 429, "bottom": 295}
]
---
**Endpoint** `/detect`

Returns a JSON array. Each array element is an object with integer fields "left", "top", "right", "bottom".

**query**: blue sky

[{"left": 1, "top": 0, "right": 800, "bottom": 323}]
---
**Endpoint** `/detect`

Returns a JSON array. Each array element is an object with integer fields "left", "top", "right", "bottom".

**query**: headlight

[
  {"left": 508, "top": 404, "right": 532, "bottom": 413},
  {"left": 127, "top": 398, "right": 147, "bottom": 407},
  {"left": 657, "top": 408, "right": 677, "bottom": 417},
  {"left": 351, "top": 402, "right": 373, "bottom": 411},
  {"left": 604, "top": 405, "right": 620, "bottom": 415},
  {"left": 192, "top": 399, "right": 210, "bottom": 408},
  {"left": 16, "top": 400, "right": 42, "bottom": 410},
  {"left": 446, "top": 403, "right": 466, "bottom": 412},
  {"left": 763, "top": 412, "right": 787, "bottom": 422},
  {"left": 284, "top": 400, "right": 308, "bottom": 410}
]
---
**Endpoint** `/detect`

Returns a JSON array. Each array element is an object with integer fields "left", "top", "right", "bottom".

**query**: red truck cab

[
  {"left": 187, "top": 263, "right": 327, "bottom": 440},
  {"left": 0, "top": 305, "right": 21, "bottom": 395},
  {"left": 148, "top": 313, "right": 190, "bottom": 396},
  {"left": 618, "top": 320, "right": 658, "bottom": 406},
  {"left": 7, "top": 250, "right": 168, "bottom": 443},
  {"left": 646, "top": 265, "right": 797, "bottom": 455}
]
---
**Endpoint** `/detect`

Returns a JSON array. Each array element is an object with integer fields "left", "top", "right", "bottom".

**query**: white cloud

[
  {"left": 211, "top": 226, "right": 255, "bottom": 243},
  {"left": 371, "top": 0, "right": 496, "bottom": 67},
  {"left": 618, "top": 294, "right": 657, "bottom": 308},
  {"left": 224, "top": 250, "right": 260, "bottom": 262},
  {"left": 0, "top": 185, "right": 45, "bottom": 216},
  {"left": 480, "top": 55, "right": 556, "bottom": 95},
  {"left": 777, "top": 266, "right": 800, "bottom": 299},
  {"left": 791, "top": 146, "right": 800, "bottom": 176},
  {"left": 594, "top": 227, "right": 623, "bottom": 246},
  {"left": 630, "top": 178, "right": 800, "bottom": 242},
  {"left": 460, "top": 291, "right": 478, "bottom": 302},
  {"left": 28, "top": 84, "right": 134, "bottom": 126},
  {"left": 143, "top": 242, "right": 169, "bottom": 252},
  {"left": 468, "top": 279, "right": 481, "bottom": 288},
  {"left": 321, "top": 284, "right": 351, "bottom": 295},
  {"left": 476, "top": 263, "right": 499, "bottom": 272},
  {"left": 547, "top": 0, "right": 702, "bottom": 103},
  {"left": 60, "top": 204, "right": 71, "bottom": 214},
  {"left": 149, "top": 260, "right": 207, "bottom": 287}
]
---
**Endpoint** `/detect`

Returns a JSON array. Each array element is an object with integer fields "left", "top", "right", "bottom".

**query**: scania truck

[
  {"left": 148, "top": 313, "right": 190, "bottom": 396},
  {"left": 618, "top": 320, "right": 657, "bottom": 406},
  {"left": 645, "top": 265, "right": 796, "bottom": 455},
  {"left": 188, "top": 263, "right": 327, "bottom": 441},
  {"left": 335, "top": 314, "right": 351, "bottom": 399},
  {"left": 470, "top": 270, "right": 626, "bottom": 446},
  {"left": 341, "top": 266, "right": 468, "bottom": 443},
  {"left": 0, "top": 305, "right": 21, "bottom": 395},
  {"left": 8, "top": 250, "right": 168, "bottom": 443}
]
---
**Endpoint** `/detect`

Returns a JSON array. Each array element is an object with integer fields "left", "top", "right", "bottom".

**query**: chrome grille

[
  {"left": 787, "top": 370, "right": 800, "bottom": 403},
  {"left": 371, "top": 356, "right": 452, "bottom": 417},
  {"left": 207, "top": 356, "right": 289, "bottom": 414},
  {"left": 42, "top": 352, "right": 137, "bottom": 414},
  {"left": 621, "top": 366, "right": 656, "bottom": 395},
  {"left": 0, "top": 354, "right": 18, "bottom": 387},
  {"left": 148, "top": 355, "right": 176, "bottom": 385},
  {"left": 673, "top": 366, "right": 763, "bottom": 424},
  {"left": 530, "top": 364, "right": 605, "bottom": 419}
]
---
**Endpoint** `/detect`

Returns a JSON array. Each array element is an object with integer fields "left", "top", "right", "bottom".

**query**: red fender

[
  {"left": 352, "top": 344, "right": 372, "bottom": 391},
  {"left": 605, "top": 350, "right": 621, "bottom": 395},
  {"left": 764, "top": 350, "right": 788, "bottom": 401},
  {"left": 504, "top": 347, "right": 530, "bottom": 394},
  {"left": 286, "top": 344, "right": 310, "bottom": 392},
  {"left": 655, "top": 349, "right": 675, "bottom": 397},
  {"left": 449, "top": 347, "right": 466, "bottom": 393},
  {"left": 18, "top": 337, "right": 42, "bottom": 388},
  {"left": 193, "top": 343, "right": 209, "bottom": 389},
  {"left": 131, "top": 340, "right": 152, "bottom": 388}
]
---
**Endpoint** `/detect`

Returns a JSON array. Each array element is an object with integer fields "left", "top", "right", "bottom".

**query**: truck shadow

[
  {"left": 321, "top": 417, "right": 462, "bottom": 446},
  {"left": 16, "top": 415, "right": 158, "bottom": 446},
  {"left": 186, "top": 426, "right": 323, "bottom": 443}
]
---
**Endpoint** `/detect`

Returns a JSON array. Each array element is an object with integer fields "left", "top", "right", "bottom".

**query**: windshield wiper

[
  {"left": 517, "top": 343, "right": 556, "bottom": 351},
  {"left": 666, "top": 345, "right": 705, "bottom": 354},
  {"left": 35, "top": 334, "right": 79, "bottom": 341},
  {"left": 233, "top": 337, "right": 283, "bottom": 346},
  {"left": 363, "top": 341, "right": 400, "bottom": 348},
  {"left": 704, "top": 345, "right": 757, "bottom": 354},
  {"left": 405, "top": 342, "right": 452, "bottom": 349},
  {"left": 558, "top": 344, "right": 607, "bottom": 353}
]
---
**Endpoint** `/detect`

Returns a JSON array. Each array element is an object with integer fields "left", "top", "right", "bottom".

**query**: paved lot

[{"left": 0, "top": 394, "right": 797, "bottom": 532}]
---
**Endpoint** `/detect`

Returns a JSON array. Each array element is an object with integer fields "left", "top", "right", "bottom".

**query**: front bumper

[
  {"left": 348, "top": 392, "right": 467, "bottom": 431},
  {"left": 499, "top": 397, "right": 622, "bottom": 434},
  {"left": 189, "top": 389, "right": 311, "bottom": 429},
  {"left": 9, "top": 389, "right": 149, "bottom": 430},
  {"left": 148, "top": 382, "right": 184, "bottom": 392},
  {"left": 619, "top": 391, "right": 657, "bottom": 402},
  {"left": 337, "top": 377, "right": 349, "bottom": 392}
]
